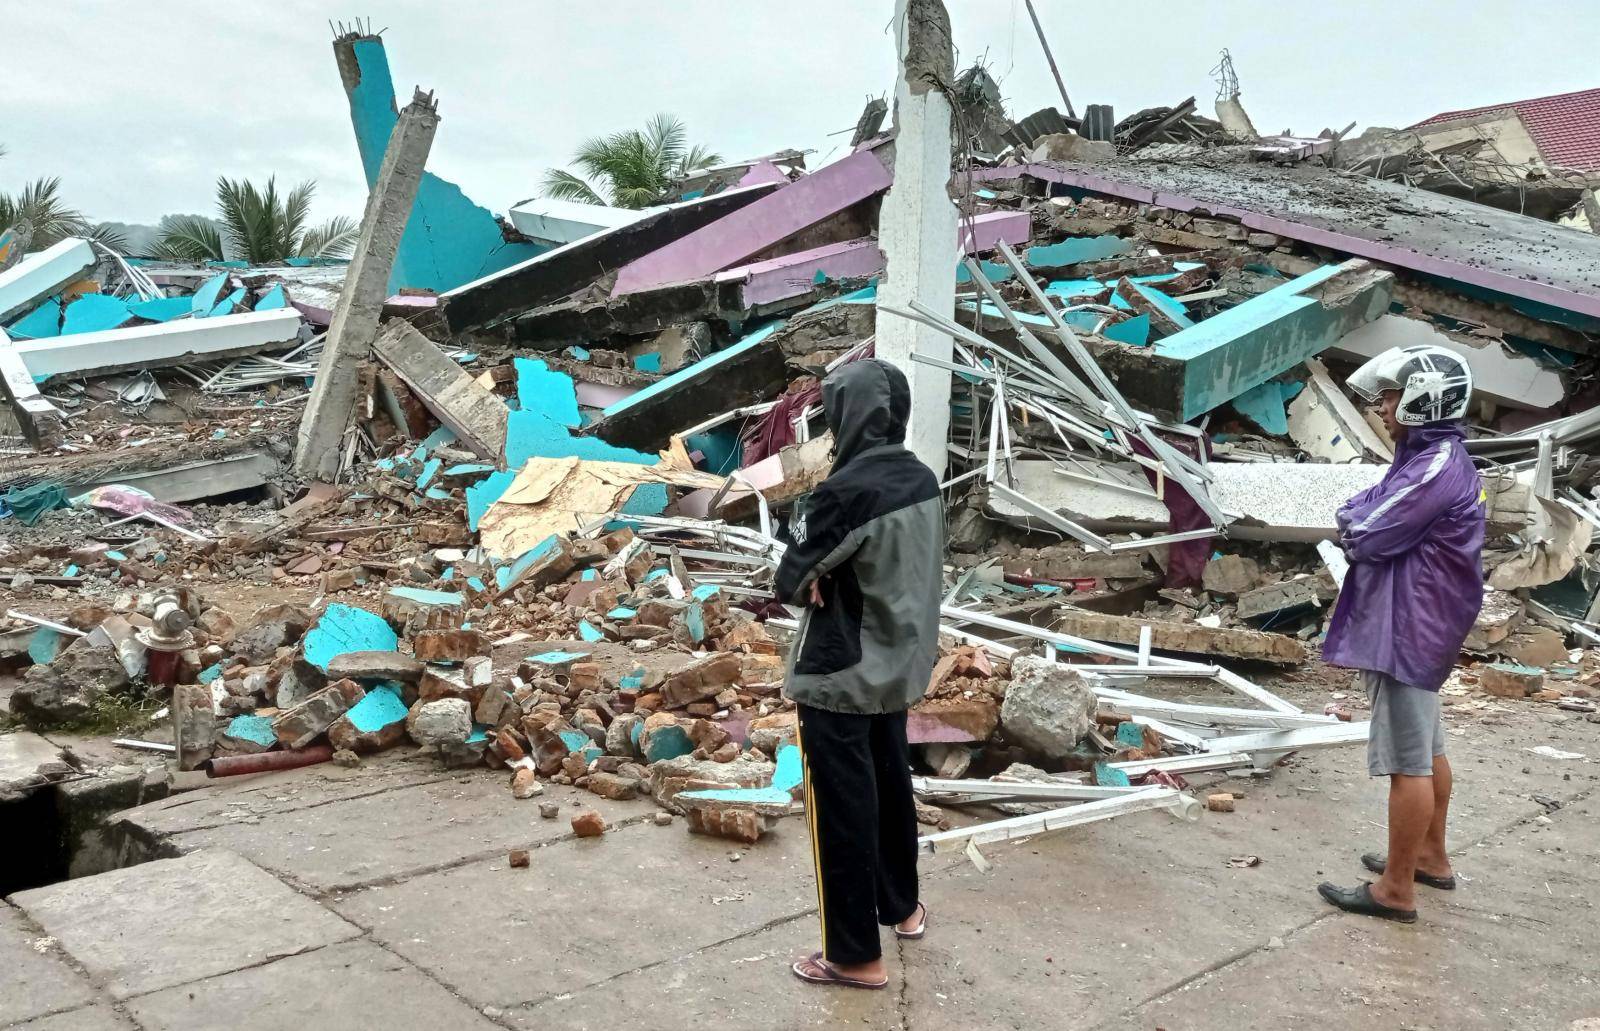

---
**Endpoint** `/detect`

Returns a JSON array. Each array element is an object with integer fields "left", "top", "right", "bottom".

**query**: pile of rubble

[{"left": 6, "top": 7, "right": 1600, "bottom": 857}]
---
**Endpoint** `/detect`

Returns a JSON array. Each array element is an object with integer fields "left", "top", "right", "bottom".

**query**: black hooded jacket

[{"left": 774, "top": 359, "right": 945, "bottom": 714}]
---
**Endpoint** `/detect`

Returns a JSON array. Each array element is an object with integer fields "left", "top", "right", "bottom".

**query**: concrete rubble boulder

[
  {"left": 327, "top": 650, "right": 425, "bottom": 683},
  {"left": 657, "top": 652, "right": 742, "bottom": 709},
  {"left": 650, "top": 752, "right": 775, "bottom": 813},
  {"left": 1000, "top": 655, "right": 1096, "bottom": 760},
  {"left": 407, "top": 697, "right": 473, "bottom": 747},
  {"left": 8, "top": 640, "right": 132, "bottom": 729},
  {"left": 327, "top": 685, "right": 411, "bottom": 753}
]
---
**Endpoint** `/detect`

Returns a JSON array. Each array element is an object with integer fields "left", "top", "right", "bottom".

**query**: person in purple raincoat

[{"left": 1317, "top": 344, "right": 1485, "bottom": 924}]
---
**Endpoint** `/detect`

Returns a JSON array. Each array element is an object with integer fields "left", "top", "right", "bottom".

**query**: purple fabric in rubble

[
  {"left": 1131, "top": 434, "right": 1211, "bottom": 589},
  {"left": 741, "top": 381, "right": 822, "bottom": 467},
  {"left": 1322, "top": 422, "right": 1486, "bottom": 691}
]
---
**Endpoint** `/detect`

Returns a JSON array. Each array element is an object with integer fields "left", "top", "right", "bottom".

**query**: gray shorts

[{"left": 1362, "top": 670, "right": 1445, "bottom": 777}]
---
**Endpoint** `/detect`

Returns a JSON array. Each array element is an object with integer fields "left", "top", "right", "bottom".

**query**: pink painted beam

[
  {"left": 717, "top": 238, "right": 885, "bottom": 307},
  {"left": 613, "top": 149, "right": 892, "bottom": 296},
  {"left": 961, "top": 209, "right": 1032, "bottom": 253},
  {"left": 975, "top": 163, "right": 1600, "bottom": 319},
  {"left": 714, "top": 212, "right": 1027, "bottom": 310}
]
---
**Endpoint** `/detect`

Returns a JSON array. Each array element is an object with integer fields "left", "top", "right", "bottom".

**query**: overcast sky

[{"left": 5, "top": 1, "right": 1598, "bottom": 228}]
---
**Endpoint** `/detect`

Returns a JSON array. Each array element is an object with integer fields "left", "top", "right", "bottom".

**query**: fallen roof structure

[
  {"left": 977, "top": 159, "right": 1600, "bottom": 323},
  {"left": 611, "top": 148, "right": 893, "bottom": 296},
  {"left": 440, "top": 183, "right": 781, "bottom": 334}
]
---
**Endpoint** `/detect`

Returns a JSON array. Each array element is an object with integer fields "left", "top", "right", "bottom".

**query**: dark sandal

[
  {"left": 894, "top": 902, "right": 928, "bottom": 940},
  {"left": 1361, "top": 852, "right": 1456, "bottom": 890},
  {"left": 791, "top": 952, "right": 889, "bottom": 990},
  {"left": 1318, "top": 881, "right": 1417, "bottom": 923}
]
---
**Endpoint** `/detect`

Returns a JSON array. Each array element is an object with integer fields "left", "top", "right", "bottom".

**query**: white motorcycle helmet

[{"left": 1347, "top": 344, "right": 1473, "bottom": 426}]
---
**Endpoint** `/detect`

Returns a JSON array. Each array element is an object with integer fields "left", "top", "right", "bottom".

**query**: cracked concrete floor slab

[{"left": 6, "top": 687, "right": 1598, "bottom": 1031}]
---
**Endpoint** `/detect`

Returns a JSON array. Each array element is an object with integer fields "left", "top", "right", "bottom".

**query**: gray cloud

[{"left": 5, "top": 1, "right": 1596, "bottom": 227}]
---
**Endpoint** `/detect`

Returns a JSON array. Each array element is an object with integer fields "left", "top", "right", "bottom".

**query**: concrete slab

[
  {"left": 14, "top": 309, "right": 304, "bottom": 383},
  {"left": 0, "top": 238, "right": 96, "bottom": 322},
  {"left": 9, "top": 849, "right": 360, "bottom": 999},
  {"left": 1102, "top": 797, "right": 1600, "bottom": 1031},
  {"left": 1093, "top": 259, "right": 1394, "bottom": 421},
  {"left": 0, "top": 905, "right": 99, "bottom": 1025},
  {"left": 372, "top": 320, "right": 509, "bottom": 459},
  {"left": 332, "top": 819, "right": 818, "bottom": 1009},
  {"left": 985, "top": 459, "right": 1386, "bottom": 542},
  {"left": 115, "top": 755, "right": 450, "bottom": 846},
  {"left": 125, "top": 940, "right": 499, "bottom": 1030},
  {"left": 159, "top": 778, "right": 643, "bottom": 895},
  {"left": 0, "top": 729, "right": 69, "bottom": 801},
  {"left": 9, "top": 1006, "right": 134, "bottom": 1031},
  {"left": 900, "top": 815, "right": 1317, "bottom": 1029},
  {"left": 503, "top": 917, "right": 902, "bottom": 1030},
  {"left": 979, "top": 160, "right": 1600, "bottom": 323},
  {"left": 1330, "top": 313, "right": 1565, "bottom": 412}
]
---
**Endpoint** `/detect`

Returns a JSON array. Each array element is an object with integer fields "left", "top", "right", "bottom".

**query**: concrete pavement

[{"left": 4, "top": 685, "right": 1597, "bottom": 1030}]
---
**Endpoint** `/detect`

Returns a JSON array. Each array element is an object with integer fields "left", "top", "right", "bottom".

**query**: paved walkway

[{"left": 4, "top": 688, "right": 1597, "bottom": 1030}]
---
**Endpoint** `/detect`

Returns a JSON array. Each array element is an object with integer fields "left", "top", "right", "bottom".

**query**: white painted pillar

[{"left": 874, "top": 0, "right": 958, "bottom": 476}]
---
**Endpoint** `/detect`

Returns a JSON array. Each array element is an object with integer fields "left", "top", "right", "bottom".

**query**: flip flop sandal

[
  {"left": 1318, "top": 881, "right": 1418, "bottom": 923},
  {"left": 791, "top": 952, "right": 889, "bottom": 990},
  {"left": 894, "top": 902, "right": 928, "bottom": 940},
  {"left": 1361, "top": 852, "right": 1456, "bottom": 890}
]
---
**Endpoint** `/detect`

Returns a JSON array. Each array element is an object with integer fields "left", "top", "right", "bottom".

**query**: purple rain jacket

[{"left": 1322, "top": 421, "right": 1486, "bottom": 691}]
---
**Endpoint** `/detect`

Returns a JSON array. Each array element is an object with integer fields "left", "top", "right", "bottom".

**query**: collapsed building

[{"left": 4, "top": 5, "right": 1600, "bottom": 867}]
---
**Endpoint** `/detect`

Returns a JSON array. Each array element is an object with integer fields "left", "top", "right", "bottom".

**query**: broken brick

[
  {"left": 272, "top": 679, "right": 366, "bottom": 749},
  {"left": 571, "top": 810, "right": 606, "bottom": 837},
  {"left": 411, "top": 627, "right": 490, "bottom": 662},
  {"left": 511, "top": 767, "right": 542, "bottom": 799},
  {"left": 1480, "top": 663, "right": 1543, "bottom": 699}
]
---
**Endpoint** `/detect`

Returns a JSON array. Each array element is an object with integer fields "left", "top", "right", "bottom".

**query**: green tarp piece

[{"left": 2, "top": 481, "right": 67, "bottom": 526}]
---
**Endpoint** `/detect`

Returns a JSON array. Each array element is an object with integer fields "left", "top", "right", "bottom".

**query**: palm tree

[
  {"left": 541, "top": 114, "right": 722, "bottom": 209},
  {"left": 153, "top": 176, "right": 359, "bottom": 263},
  {"left": 0, "top": 174, "right": 128, "bottom": 252}
]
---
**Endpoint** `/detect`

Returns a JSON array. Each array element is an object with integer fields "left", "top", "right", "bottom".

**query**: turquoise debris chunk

[
  {"left": 303, "top": 603, "right": 399, "bottom": 671},
  {"left": 344, "top": 684, "right": 408, "bottom": 734},
  {"left": 223, "top": 715, "right": 277, "bottom": 749},
  {"left": 1094, "top": 762, "right": 1132, "bottom": 788}
]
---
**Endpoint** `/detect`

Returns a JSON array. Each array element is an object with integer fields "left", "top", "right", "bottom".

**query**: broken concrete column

[
  {"left": 371, "top": 320, "right": 509, "bottom": 459},
  {"left": 296, "top": 89, "right": 439, "bottom": 480},
  {"left": 172, "top": 683, "right": 217, "bottom": 772},
  {"left": 999, "top": 656, "right": 1095, "bottom": 760},
  {"left": 874, "top": 0, "right": 958, "bottom": 474}
]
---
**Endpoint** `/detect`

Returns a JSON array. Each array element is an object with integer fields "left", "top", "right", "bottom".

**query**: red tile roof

[{"left": 1412, "top": 87, "right": 1600, "bottom": 172}]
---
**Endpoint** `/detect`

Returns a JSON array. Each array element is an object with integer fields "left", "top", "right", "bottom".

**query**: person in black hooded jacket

[{"left": 774, "top": 358, "right": 945, "bottom": 990}]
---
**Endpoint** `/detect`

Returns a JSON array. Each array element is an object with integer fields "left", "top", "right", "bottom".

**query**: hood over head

[{"left": 822, "top": 358, "right": 911, "bottom": 470}]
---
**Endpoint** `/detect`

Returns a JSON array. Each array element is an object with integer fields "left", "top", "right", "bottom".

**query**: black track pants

[{"left": 796, "top": 704, "right": 919, "bottom": 965}]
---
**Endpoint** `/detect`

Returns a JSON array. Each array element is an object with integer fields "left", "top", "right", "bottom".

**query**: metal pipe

[
  {"left": 1022, "top": 0, "right": 1076, "bottom": 119},
  {"left": 203, "top": 744, "right": 334, "bottom": 778}
]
